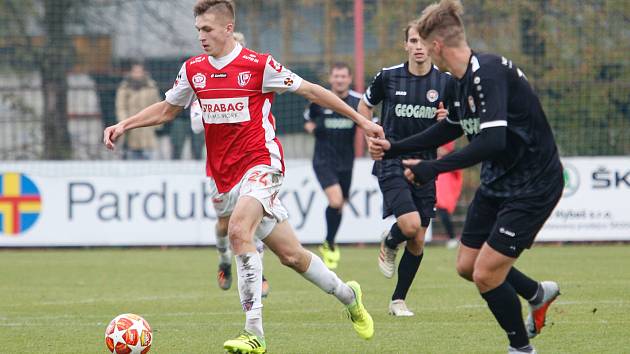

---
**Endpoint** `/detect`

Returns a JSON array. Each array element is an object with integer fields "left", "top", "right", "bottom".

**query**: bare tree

[{"left": 40, "top": 0, "right": 74, "bottom": 159}]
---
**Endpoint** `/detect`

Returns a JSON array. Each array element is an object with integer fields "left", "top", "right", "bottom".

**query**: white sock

[
  {"left": 216, "top": 234, "right": 231, "bottom": 265},
  {"left": 245, "top": 308, "right": 263, "bottom": 338},
  {"left": 235, "top": 253, "right": 264, "bottom": 337},
  {"left": 300, "top": 251, "right": 355, "bottom": 305}
]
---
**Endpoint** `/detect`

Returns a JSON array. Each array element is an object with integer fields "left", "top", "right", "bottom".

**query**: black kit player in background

[
  {"left": 304, "top": 62, "right": 362, "bottom": 270},
  {"left": 369, "top": 1, "right": 562, "bottom": 353},
  {"left": 357, "top": 21, "right": 451, "bottom": 317}
]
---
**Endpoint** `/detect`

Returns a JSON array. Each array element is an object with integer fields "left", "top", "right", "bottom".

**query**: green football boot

[
  {"left": 344, "top": 281, "right": 374, "bottom": 340},
  {"left": 223, "top": 330, "right": 266, "bottom": 354}
]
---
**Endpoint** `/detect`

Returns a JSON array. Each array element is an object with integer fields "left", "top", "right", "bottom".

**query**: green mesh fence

[{"left": 0, "top": 0, "right": 628, "bottom": 161}]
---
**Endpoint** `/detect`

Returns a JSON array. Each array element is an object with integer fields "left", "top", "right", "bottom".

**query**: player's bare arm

[
  {"left": 365, "top": 99, "right": 449, "bottom": 160},
  {"left": 358, "top": 99, "right": 386, "bottom": 159},
  {"left": 296, "top": 80, "right": 384, "bottom": 138},
  {"left": 103, "top": 100, "right": 183, "bottom": 150},
  {"left": 368, "top": 119, "right": 463, "bottom": 161}
]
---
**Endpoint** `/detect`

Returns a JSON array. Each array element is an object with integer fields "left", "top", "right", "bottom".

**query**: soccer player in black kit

[
  {"left": 357, "top": 21, "right": 451, "bottom": 316},
  {"left": 369, "top": 1, "right": 561, "bottom": 352},
  {"left": 304, "top": 62, "right": 362, "bottom": 269}
]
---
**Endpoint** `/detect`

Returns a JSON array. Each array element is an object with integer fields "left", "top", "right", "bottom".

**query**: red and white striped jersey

[{"left": 165, "top": 43, "right": 302, "bottom": 193}]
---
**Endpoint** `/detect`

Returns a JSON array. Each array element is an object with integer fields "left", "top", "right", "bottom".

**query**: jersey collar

[
  {"left": 459, "top": 50, "right": 478, "bottom": 82},
  {"left": 209, "top": 43, "right": 243, "bottom": 70},
  {"left": 404, "top": 61, "right": 434, "bottom": 78}
]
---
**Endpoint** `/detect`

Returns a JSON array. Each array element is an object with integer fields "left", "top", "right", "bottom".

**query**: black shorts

[
  {"left": 461, "top": 173, "right": 564, "bottom": 258},
  {"left": 378, "top": 176, "right": 435, "bottom": 227},
  {"left": 313, "top": 164, "right": 353, "bottom": 199}
]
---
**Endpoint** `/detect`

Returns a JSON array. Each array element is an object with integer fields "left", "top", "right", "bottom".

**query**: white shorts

[{"left": 207, "top": 165, "right": 287, "bottom": 240}]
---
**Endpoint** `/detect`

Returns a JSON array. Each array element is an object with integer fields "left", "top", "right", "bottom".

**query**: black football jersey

[
  {"left": 364, "top": 62, "right": 455, "bottom": 183},
  {"left": 304, "top": 90, "right": 361, "bottom": 171},
  {"left": 447, "top": 52, "right": 562, "bottom": 197}
]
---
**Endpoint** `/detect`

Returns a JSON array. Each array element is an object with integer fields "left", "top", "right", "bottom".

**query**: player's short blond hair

[
  {"left": 416, "top": 0, "right": 466, "bottom": 46},
  {"left": 193, "top": 0, "right": 235, "bottom": 21},
  {"left": 233, "top": 32, "right": 246, "bottom": 46}
]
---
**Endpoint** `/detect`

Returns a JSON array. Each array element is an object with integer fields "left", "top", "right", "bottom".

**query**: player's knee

[
  {"left": 328, "top": 198, "right": 343, "bottom": 210},
  {"left": 278, "top": 249, "right": 306, "bottom": 271},
  {"left": 456, "top": 262, "right": 474, "bottom": 281},
  {"left": 472, "top": 268, "right": 495, "bottom": 289},
  {"left": 327, "top": 193, "right": 344, "bottom": 209},
  {"left": 398, "top": 218, "right": 422, "bottom": 239},
  {"left": 227, "top": 222, "right": 251, "bottom": 251}
]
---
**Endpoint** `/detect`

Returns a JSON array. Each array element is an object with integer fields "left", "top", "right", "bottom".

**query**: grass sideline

[{"left": 0, "top": 244, "right": 627, "bottom": 353}]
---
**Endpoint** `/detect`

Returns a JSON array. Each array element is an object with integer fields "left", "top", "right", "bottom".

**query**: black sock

[
  {"left": 506, "top": 267, "right": 541, "bottom": 303},
  {"left": 437, "top": 208, "right": 456, "bottom": 240},
  {"left": 385, "top": 223, "right": 407, "bottom": 249},
  {"left": 480, "top": 282, "right": 529, "bottom": 349},
  {"left": 325, "top": 206, "right": 342, "bottom": 250},
  {"left": 391, "top": 248, "right": 423, "bottom": 301}
]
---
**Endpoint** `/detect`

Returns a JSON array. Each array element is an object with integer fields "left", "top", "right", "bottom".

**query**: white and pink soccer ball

[{"left": 105, "top": 313, "right": 152, "bottom": 354}]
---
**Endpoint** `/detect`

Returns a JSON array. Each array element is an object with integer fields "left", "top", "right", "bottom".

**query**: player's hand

[
  {"left": 402, "top": 159, "right": 437, "bottom": 185},
  {"left": 360, "top": 119, "right": 385, "bottom": 139},
  {"left": 402, "top": 159, "right": 422, "bottom": 184},
  {"left": 304, "top": 121, "right": 316, "bottom": 134},
  {"left": 435, "top": 102, "right": 448, "bottom": 121},
  {"left": 367, "top": 137, "right": 391, "bottom": 160},
  {"left": 103, "top": 123, "right": 125, "bottom": 150}
]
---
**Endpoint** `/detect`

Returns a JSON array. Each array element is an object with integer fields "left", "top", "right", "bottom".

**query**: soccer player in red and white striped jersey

[{"left": 103, "top": 1, "right": 380, "bottom": 352}]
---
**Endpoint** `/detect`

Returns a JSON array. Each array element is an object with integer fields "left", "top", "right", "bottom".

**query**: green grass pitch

[{"left": 1, "top": 244, "right": 628, "bottom": 353}]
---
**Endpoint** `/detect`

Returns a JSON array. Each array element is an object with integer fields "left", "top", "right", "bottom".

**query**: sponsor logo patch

[
  {"left": 199, "top": 97, "right": 251, "bottom": 124},
  {"left": 242, "top": 54, "right": 260, "bottom": 63},
  {"left": 394, "top": 104, "right": 437, "bottom": 119},
  {"left": 499, "top": 227, "right": 516, "bottom": 237},
  {"left": 210, "top": 73, "right": 228, "bottom": 78},
  {"left": 190, "top": 56, "right": 206, "bottom": 65}
]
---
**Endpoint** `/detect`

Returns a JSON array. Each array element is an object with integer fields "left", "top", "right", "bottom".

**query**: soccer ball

[{"left": 105, "top": 313, "right": 152, "bottom": 354}]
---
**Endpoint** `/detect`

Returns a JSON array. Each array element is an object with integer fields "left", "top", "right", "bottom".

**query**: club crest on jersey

[
  {"left": 426, "top": 89, "right": 439, "bottom": 103},
  {"left": 468, "top": 95, "right": 477, "bottom": 113},
  {"left": 238, "top": 71, "right": 252, "bottom": 87},
  {"left": 192, "top": 73, "right": 206, "bottom": 89}
]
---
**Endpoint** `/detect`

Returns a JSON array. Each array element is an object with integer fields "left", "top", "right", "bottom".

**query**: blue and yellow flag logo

[{"left": 0, "top": 173, "right": 42, "bottom": 235}]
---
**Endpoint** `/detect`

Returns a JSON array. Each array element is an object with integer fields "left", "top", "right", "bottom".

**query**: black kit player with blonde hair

[{"left": 369, "top": 1, "right": 563, "bottom": 353}]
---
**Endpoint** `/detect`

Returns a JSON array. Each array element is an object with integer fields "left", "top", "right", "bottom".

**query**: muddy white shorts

[{"left": 208, "top": 165, "right": 288, "bottom": 240}]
